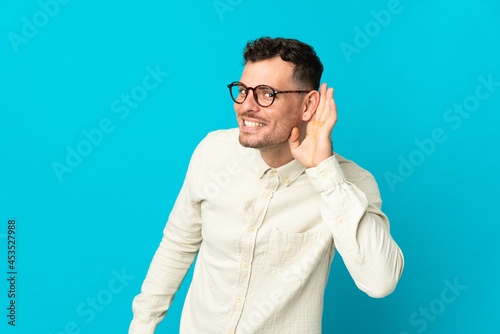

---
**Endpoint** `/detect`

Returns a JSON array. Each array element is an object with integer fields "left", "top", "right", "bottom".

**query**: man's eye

[
  {"left": 239, "top": 89, "right": 247, "bottom": 95},
  {"left": 263, "top": 92, "right": 274, "bottom": 98}
]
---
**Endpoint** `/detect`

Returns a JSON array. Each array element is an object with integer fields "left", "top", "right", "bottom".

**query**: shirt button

[
  {"left": 227, "top": 332, "right": 232, "bottom": 334},
  {"left": 271, "top": 170, "right": 277, "bottom": 175},
  {"left": 236, "top": 296, "right": 242, "bottom": 302},
  {"left": 257, "top": 169, "right": 262, "bottom": 176},
  {"left": 249, "top": 226, "right": 255, "bottom": 232},
  {"left": 321, "top": 173, "right": 327, "bottom": 179},
  {"left": 337, "top": 217, "right": 343, "bottom": 224},
  {"left": 263, "top": 191, "right": 270, "bottom": 198},
  {"left": 243, "top": 262, "right": 249, "bottom": 268},
  {"left": 284, "top": 179, "right": 290, "bottom": 185}
]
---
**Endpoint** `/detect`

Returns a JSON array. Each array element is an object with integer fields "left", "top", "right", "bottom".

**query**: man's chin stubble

[{"left": 239, "top": 136, "right": 284, "bottom": 152}]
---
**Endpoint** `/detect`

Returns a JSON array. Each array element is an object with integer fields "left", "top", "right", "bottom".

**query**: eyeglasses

[{"left": 227, "top": 81, "right": 312, "bottom": 107}]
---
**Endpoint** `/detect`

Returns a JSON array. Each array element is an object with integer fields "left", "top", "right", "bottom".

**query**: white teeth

[{"left": 244, "top": 120, "right": 265, "bottom": 127}]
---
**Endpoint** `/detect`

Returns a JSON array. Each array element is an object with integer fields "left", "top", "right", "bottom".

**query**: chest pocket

[{"left": 264, "top": 227, "right": 332, "bottom": 283}]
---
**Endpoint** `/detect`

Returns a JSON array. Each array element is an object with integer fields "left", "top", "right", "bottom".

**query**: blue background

[{"left": 1, "top": 0, "right": 499, "bottom": 333}]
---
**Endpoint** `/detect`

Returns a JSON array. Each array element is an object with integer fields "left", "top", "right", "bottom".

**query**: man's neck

[{"left": 259, "top": 145, "right": 294, "bottom": 168}]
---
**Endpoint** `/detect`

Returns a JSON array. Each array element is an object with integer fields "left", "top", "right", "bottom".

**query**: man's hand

[{"left": 288, "top": 83, "right": 337, "bottom": 168}]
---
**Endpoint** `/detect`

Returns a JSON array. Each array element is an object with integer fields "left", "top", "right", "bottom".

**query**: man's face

[{"left": 235, "top": 57, "right": 304, "bottom": 153}]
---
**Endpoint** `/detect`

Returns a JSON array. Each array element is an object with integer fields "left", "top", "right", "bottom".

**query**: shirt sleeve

[
  {"left": 128, "top": 146, "right": 204, "bottom": 334},
  {"left": 305, "top": 154, "right": 404, "bottom": 298}
]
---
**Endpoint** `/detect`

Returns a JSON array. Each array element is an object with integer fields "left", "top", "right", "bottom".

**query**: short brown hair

[{"left": 243, "top": 37, "right": 323, "bottom": 90}]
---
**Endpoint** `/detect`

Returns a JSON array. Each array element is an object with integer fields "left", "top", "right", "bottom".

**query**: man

[{"left": 129, "top": 37, "right": 404, "bottom": 334}]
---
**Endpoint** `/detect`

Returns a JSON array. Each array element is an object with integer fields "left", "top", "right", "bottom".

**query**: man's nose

[{"left": 241, "top": 89, "right": 260, "bottom": 111}]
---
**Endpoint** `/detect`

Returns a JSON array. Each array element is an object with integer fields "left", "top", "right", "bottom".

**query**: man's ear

[{"left": 301, "top": 90, "right": 320, "bottom": 121}]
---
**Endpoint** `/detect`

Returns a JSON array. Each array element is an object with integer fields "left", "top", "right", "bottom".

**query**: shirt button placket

[{"left": 232, "top": 170, "right": 278, "bottom": 330}]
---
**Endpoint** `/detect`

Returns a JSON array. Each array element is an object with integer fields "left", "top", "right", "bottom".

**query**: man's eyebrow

[
  {"left": 239, "top": 81, "right": 292, "bottom": 91},
  {"left": 241, "top": 82, "right": 276, "bottom": 88}
]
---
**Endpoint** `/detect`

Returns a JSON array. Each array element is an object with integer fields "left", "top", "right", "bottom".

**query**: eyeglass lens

[{"left": 230, "top": 83, "right": 275, "bottom": 107}]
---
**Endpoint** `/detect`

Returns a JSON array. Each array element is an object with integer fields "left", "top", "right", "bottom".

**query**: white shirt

[{"left": 129, "top": 128, "right": 404, "bottom": 334}]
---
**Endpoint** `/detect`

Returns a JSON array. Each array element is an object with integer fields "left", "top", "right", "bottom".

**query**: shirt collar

[
  {"left": 247, "top": 148, "right": 306, "bottom": 187},
  {"left": 275, "top": 159, "right": 306, "bottom": 186}
]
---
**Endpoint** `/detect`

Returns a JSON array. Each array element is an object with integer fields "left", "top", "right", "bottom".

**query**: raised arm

[
  {"left": 290, "top": 83, "right": 404, "bottom": 296},
  {"left": 306, "top": 156, "right": 404, "bottom": 297}
]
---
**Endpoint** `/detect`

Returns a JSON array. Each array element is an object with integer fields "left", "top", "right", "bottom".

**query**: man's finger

[
  {"left": 330, "top": 96, "right": 337, "bottom": 123},
  {"left": 315, "top": 83, "right": 327, "bottom": 116},
  {"left": 288, "top": 127, "right": 300, "bottom": 151},
  {"left": 327, "top": 87, "right": 334, "bottom": 101}
]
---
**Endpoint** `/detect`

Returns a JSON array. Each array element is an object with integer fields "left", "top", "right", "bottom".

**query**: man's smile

[
  {"left": 243, "top": 120, "right": 265, "bottom": 127},
  {"left": 241, "top": 117, "right": 267, "bottom": 131}
]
